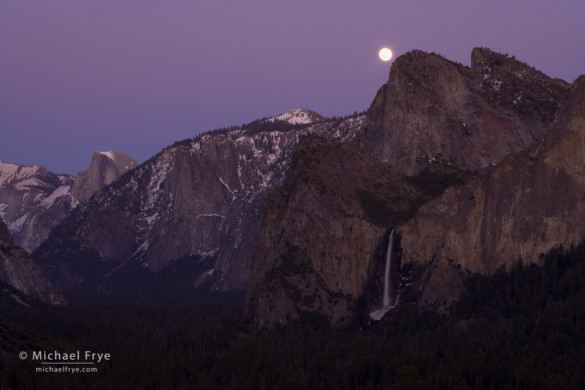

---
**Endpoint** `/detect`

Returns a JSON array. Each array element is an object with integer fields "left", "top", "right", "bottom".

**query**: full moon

[{"left": 379, "top": 48, "right": 393, "bottom": 62}]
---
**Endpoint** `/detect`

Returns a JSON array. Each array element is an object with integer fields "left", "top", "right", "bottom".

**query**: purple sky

[{"left": 1, "top": 1, "right": 584, "bottom": 174}]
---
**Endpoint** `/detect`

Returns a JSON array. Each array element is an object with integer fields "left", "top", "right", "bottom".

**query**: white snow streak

[
  {"left": 268, "top": 109, "right": 316, "bottom": 125},
  {"left": 40, "top": 185, "right": 71, "bottom": 207},
  {"left": 98, "top": 151, "right": 116, "bottom": 161},
  {"left": 218, "top": 177, "right": 236, "bottom": 198}
]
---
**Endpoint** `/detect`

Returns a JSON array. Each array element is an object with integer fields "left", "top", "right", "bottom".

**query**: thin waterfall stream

[
  {"left": 370, "top": 229, "right": 396, "bottom": 321},
  {"left": 382, "top": 229, "right": 394, "bottom": 307}
]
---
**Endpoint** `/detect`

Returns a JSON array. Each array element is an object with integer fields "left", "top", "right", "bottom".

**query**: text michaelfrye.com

[{"left": 19, "top": 350, "right": 110, "bottom": 375}]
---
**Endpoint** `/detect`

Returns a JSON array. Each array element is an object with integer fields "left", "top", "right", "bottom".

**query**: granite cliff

[
  {"left": 71, "top": 151, "right": 138, "bottom": 202},
  {"left": 360, "top": 48, "right": 569, "bottom": 176},
  {"left": 247, "top": 137, "right": 408, "bottom": 326},
  {"left": 0, "top": 161, "right": 76, "bottom": 252},
  {"left": 400, "top": 76, "right": 585, "bottom": 297},
  {"left": 31, "top": 48, "right": 582, "bottom": 326},
  {"left": 0, "top": 217, "right": 65, "bottom": 306},
  {"left": 34, "top": 111, "right": 365, "bottom": 298},
  {"left": 247, "top": 48, "right": 575, "bottom": 326},
  {"left": 0, "top": 152, "right": 136, "bottom": 253}
]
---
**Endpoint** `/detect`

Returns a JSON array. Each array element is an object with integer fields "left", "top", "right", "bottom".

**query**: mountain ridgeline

[
  {"left": 0, "top": 151, "right": 137, "bottom": 252},
  {"left": 361, "top": 48, "right": 569, "bottom": 176},
  {"left": 34, "top": 113, "right": 365, "bottom": 299},
  {"left": 246, "top": 48, "right": 575, "bottom": 326},
  {"left": 30, "top": 48, "right": 584, "bottom": 328}
]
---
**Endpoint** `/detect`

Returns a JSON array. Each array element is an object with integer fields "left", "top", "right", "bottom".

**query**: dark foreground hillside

[{"left": 2, "top": 242, "right": 585, "bottom": 389}]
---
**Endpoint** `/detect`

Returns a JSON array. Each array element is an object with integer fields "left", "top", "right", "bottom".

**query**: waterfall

[
  {"left": 369, "top": 229, "right": 396, "bottom": 321},
  {"left": 382, "top": 229, "right": 395, "bottom": 307}
]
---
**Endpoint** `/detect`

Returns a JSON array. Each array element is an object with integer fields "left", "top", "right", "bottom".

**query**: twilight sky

[{"left": 1, "top": 1, "right": 584, "bottom": 174}]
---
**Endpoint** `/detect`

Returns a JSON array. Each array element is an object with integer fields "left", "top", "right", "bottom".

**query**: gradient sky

[{"left": 1, "top": 1, "right": 584, "bottom": 174}]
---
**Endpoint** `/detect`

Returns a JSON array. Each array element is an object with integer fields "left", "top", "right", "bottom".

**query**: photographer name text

[{"left": 31, "top": 350, "right": 110, "bottom": 363}]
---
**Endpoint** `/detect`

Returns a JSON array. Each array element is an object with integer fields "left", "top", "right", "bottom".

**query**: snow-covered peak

[
  {"left": 0, "top": 160, "right": 44, "bottom": 186},
  {"left": 267, "top": 108, "right": 324, "bottom": 125},
  {"left": 98, "top": 151, "right": 116, "bottom": 161}
]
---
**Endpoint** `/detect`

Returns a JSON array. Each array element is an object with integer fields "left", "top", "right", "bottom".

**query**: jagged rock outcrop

[
  {"left": 0, "top": 161, "right": 76, "bottom": 252},
  {"left": 400, "top": 76, "right": 585, "bottom": 304},
  {"left": 71, "top": 151, "right": 138, "bottom": 202},
  {"left": 0, "top": 218, "right": 65, "bottom": 305},
  {"left": 246, "top": 136, "right": 445, "bottom": 328},
  {"left": 34, "top": 113, "right": 365, "bottom": 298},
  {"left": 360, "top": 48, "right": 570, "bottom": 176}
]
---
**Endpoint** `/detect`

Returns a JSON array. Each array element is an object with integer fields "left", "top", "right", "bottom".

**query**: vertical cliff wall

[
  {"left": 246, "top": 136, "right": 435, "bottom": 327},
  {"left": 360, "top": 48, "right": 569, "bottom": 176},
  {"left": 0, "top": 217, "right": 65, "bottom": 305},
  {"left": 400, "top": 76, "right": 585, "bottom": 280}
]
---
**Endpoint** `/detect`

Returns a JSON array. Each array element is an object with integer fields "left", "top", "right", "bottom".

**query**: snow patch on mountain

[
  {"left": 8, "top": 214, "right": 29, "bottom": 233},
  {"left": 40, "top": 185, "right": 72, "bottom": 208},
  {"left": 0, "top": 161, "right": 43, "bottom": 186},
  {"left": 268, "top": 108, "right": 324, "bottom": 125},
  {"left": 35, "top": 113, "right": 367, "bottom": 293},
  {"left": 98, "top": 151, "right": 117, "bottom": 161}
]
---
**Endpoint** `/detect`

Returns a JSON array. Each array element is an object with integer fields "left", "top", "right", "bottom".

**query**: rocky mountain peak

[
  {"left": 0, "top": 160, "right": 76, "bottom": 252},
  {"left": 0, "top": 161, "right": 49, "bottom": 186},
  {"left": 471, "top": 47, "right": 529, "bottom": 73},
  {"left": 471, "top": 47, "right": 570, "bottom": 124},
  {"left": 34, "top": 115, "right": 366, "bottom": 298},
  {"left": 1, "top": 150, "right": 137, "bottom": 252},
  {"left": 70, "top": 151, "right": 138, "bottom": 202},
  {"left": 360, "top": 48, "right": 570, "bottom": 176},
  {"left": 247, "top": 48, "right": 578, "bottom": 326},
  {"left": 268, "top": 108, "right": 324, "bottom": 125}
]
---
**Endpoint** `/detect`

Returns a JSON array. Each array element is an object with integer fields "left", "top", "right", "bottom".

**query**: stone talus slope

[
  {"left": 34, "top": 116, "right": 365, "bottom": 296},
  {"left": 360, "top": 48, "right": 569, "bottom": 176},
  {"left": 0, "top": 218, "right": 66, "bottom": 305},
  {"left": 400, "top": 76, "right": 585, "bottom": 275}
]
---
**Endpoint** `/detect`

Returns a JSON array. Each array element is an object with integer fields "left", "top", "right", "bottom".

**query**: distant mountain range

[
  {"left": 0, "top": 151, "right": 137, "bottom": 252},
  {"left": 33, "top": 109, "right": 364, "bottom": 299},
  {"left": 2, "top": 48, "right": 583, "bottom": 328}
]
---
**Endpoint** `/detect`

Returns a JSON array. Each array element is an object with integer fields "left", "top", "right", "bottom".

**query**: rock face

[
  {"left": 0, "top": 151, "right": 136, "bottom": 253},
  {"left": 0, "top": 161, "right": 76, "bottom": 252},
  {"left": 34, "top": 114, "right": 365, "bottom": 298},
  {"left": 400, "top": 77, "right": 585, "bottom": 293},
  {"left": 0, "top": 217, "right": 65, "bottom": 305},
  {"left": 0, "top": 217, "right": 13, "bottom": 247},
  {"left": 246, "top": 136, "right": 434, "bottom": 327},
  {"left": 71, "top": 151, "right": 138, "bottom": 202},
  {"left": 28, "top": 48, "right": 581, "bottom": 326},
  {"left": 360, "top": 48, "right": 570, "bottom": 176},
  {"left": 247, "top": 48, "right": 577, "bottom": 326}
]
